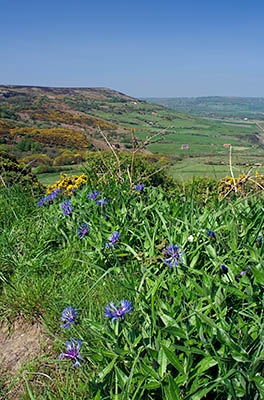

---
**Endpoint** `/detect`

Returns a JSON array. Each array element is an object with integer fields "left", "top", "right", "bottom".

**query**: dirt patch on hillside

[{"left": 0, "top": 320, "right": 52, "bottom": 399}]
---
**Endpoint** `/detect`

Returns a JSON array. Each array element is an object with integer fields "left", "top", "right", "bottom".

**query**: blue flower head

[
  {"left": 163, "top": 245, "right": 184, "bottom": 268},
  {"left": 37, "top": 188, "right": 60, "bottom": 206},
  {"left": 60, "top": 307, "right": 79, "bottom": 329},
  {"left": 97, "top": 198, "right": 108, "bottom": 206},
  {"left": 59, "top": 339, "right": 84, "bottom": 367},
  {"left": 221, "top": 265, "right": 228, "bottom": 273},
  {"left": 104, "top": 300, "right": 133, "bottom": 321},
  {"left": 61, "top": 200, "right": 74, "bottom": 215},
  {"left": 207, "top": 229, "right": 215, "bottom": 239},
  {"left": 87, "top": 190, "right": 101, "bottom": 200},
  {"left": 135, "top": 184, "right": 144, "bottom": 191},
  {"left": 106, "top": 231, "right": 119, "bottom": 248},
  {"left": 77, "top": 223, "right": 90, "bottom": 239},
  {"left": 37, "top": 197, "right": 45, "bottom": 207}
]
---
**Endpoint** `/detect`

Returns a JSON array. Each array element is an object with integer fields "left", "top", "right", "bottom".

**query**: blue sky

[{"left": 1, "top": 0, "right": 263, "bottom": 97}]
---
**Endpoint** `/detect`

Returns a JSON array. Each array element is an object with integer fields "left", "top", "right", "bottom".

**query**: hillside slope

[{"left": 0, "top": 86, "right": 263, "bottom": 177}]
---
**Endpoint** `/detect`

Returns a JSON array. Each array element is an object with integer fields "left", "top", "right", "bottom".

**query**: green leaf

[
  {"left": 115, "top": 366, "right": 128, "bottom": 390},
  {"left": 93, "top": 391, "right": 101, "bottom": 400},
  {"left": 196, "top": 356, "right": 218, "bottom": 374},
  {"left": 144, "top": 381, "right": 161, "bottom": 390},
  {"left": 252, "top": 267, "right": 264, "bottom": 286},
  {"left": 98, "top": 357, "right": 117, "bottom": 381},
  {"left": 190, "top": 253, "right": 199, "bottom": 269},
  {"left": 207, "top": 244, "right": 216, "bottom": 258},
  {"left": 162, "top": 345, "right": 185, "bottom": 375},
  {"left": 158, "top": 347, "right": 168, "bottom": 378},
  {"left": 164, "top": 376, "right": 181, "bottom": 400},
  {"left": 253, "top": 376, "right": 264, "bottom": 394}
]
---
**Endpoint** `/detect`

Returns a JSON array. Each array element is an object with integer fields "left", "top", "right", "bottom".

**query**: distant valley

[
  {"left": 1, "top": 85, "right": 264, "bottom": 181},
  {"left": 144, "top": 96, "right": 264, "bottom": 120}
]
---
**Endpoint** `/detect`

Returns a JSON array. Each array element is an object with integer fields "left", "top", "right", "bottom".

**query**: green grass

[{"left": 1, "top": 175, "right": 264, "bottom": 399}]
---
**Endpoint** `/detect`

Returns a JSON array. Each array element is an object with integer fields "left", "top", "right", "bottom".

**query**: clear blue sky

[{"left": 1, "top": 0, "right": 263, "bottom": 97}]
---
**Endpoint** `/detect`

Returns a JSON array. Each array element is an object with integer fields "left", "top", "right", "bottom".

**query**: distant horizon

[{"left": 1, "top": 83, "right": 264, "bottom": 100}]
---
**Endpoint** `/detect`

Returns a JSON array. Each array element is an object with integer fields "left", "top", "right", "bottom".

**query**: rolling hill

[{"left": 1, "top": 85, "right": 264, "bottom": 180}]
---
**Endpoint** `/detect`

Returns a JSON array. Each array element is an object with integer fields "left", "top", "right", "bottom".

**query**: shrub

[
  {"left": 20, "top": 153, "right": 52, "bottom": 167},
  {"left": 46, "top": 173, "right": 88, "bottom": 195},
  {"left": 0, "top": 150, "right": 43, "bottom": 192},
  {"left": 83, "top": 151, "right": 175, "bottom": 190}
]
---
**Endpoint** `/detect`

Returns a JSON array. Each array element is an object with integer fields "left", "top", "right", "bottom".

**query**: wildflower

[
  {"left": 61, "top": 200, "right": 74, "bottom": 215},
  {"left": 163, "top": 244, "right": 184, "bottom": 268},
  {"left": 37, "top": 188, "right": 60, "bottom": 206},
  {"left": 97, "top": 199, "right": 108, "bottom": 206},
  {"left": 104, "top": 300, "right": 133, "bottom": 321},
  {"left": 221, "top": 265, "right": 228, "bottom": 273},
  {"left": 241, "top": 270, "right": 246, "bottom": 276},
  {"left": 135, "top": 184, "right": 144, "bottom": 191},
  {"left": 37, "top": 197, "right": 45, "bottom": 207},
  {"left": 235, "top": 274, "right": 242, "bottom": 282},
  {"left": 60, "top": 307, "right": 79, "bottom": 329},
  {"left": 77, "top": 223, "right": 90, "bottom": 239},
  {"left": 207, "top": 229, "right": 215, "bottom": 239},
  {"left": 106, "top": 231, "right": 119, "bottom": 248},
  {"left": 59, "top": 339, "right": 84, "bottom": 367},
  {"left": 188, "top": 235, "right": 194, "bottom": 243},
  {"left": 87, "top": 190, "right": 101, "bottom": 200},
  {"left": 104, "top": 214, "right": 109, "bottom": 220},
  {"left": 257, "top": 236, "right": 262, "bottom": 244}
]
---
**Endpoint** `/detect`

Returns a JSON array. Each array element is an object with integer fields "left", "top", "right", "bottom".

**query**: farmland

[{"left": 0, "top": 86, "right": 264, "bottom": 183}]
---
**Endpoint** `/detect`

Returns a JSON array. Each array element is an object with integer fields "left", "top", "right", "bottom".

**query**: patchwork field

[{"left": 1, "top": 85, "right": 264, "bottom": 184}]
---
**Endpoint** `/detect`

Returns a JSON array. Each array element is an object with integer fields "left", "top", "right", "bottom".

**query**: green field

[
  {"left": 145, "top": 96, "right": 264, "bottom": 120},
  {"left": 1, "top": 85, "right": 264, "bottom": 184}
]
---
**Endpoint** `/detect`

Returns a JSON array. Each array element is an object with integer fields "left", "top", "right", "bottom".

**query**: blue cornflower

[
  {"left": 37, "top": 188, "right": 60, "bottom": 206},
  {"left": 207, "top": 229, "right": 215, "bottom": 239},
  {"left": 61, "top": 200, "right": 74, "bottom": 215},
  {"left": 77, "top": 223, "right": 90, "bottom": 239},
  {"left": 135, "top": 184, "right": 144, "bottom": 191},
  {"left": 258, "top": 236, "right": 262, "bottom": 244},
  {"left": 106, "top": 231, "right": 119, "bottom": 248},
  {"left": 97, "top": 198, "right": 108, "bottom": 206},
  {"left": 104, "top": 300, "right": 133, "bottom": 321},
  {"left": 163, "top": 245, "right": 184, "bottom": 268},
  {"left": 87, "top": 190, "right": 101, "bottom": 200},
  {"left": 221, "top": 265, "right": 228, "bottom": 273},
  {"left": 60, "top": 307, "right": 79, "bottom": 329},
  {"left": 59, "top": 339, "right": 84, "bottom": 367},
  {"left": 37, "top": 197, "right": 45, "bottom": 207}
]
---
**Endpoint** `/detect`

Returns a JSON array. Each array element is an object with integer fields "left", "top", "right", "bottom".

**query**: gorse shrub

[
  {"left": 46, "top": 173, "right": 88, "bottom": 195},
  {"left": 219, "top": 171, "right": 264, "bottom": 198},
  {"left": 0, "top": 150, "right": 43, "bottom": 192}
]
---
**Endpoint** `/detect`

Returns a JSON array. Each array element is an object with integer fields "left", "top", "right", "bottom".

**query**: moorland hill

[{"left": 1, "top": 85, "right": 264, "bottom": 180}]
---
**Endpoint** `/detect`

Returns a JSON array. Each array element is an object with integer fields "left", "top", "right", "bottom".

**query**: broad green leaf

[
  {"left": 162, "top": 345, "right": 185, "bottom": 375},
  {"left": 196, "top": 356, "right": 218, "bottom": 374},
  {"left": 98, "top": 357, "right": 117, "bottom": 381},
  {"left": 158, "top": 347, "right": 168, "bottom": 378}
]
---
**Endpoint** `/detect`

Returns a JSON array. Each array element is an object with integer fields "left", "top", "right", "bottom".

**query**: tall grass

[{"left": 1, "top": 178, "right": 264, "bottom": 399}]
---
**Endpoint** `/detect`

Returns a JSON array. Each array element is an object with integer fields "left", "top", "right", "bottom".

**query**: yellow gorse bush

[
  {"left": 219, "top": 171, "right": 264, "bottom": 197},
  {"left": 47, "top": 173, "right": 88, "bottom": 195}
]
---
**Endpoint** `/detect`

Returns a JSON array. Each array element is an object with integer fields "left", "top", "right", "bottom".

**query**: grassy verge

[{"left": 1, "top": 178, "right": 264, "bottom": 399}]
